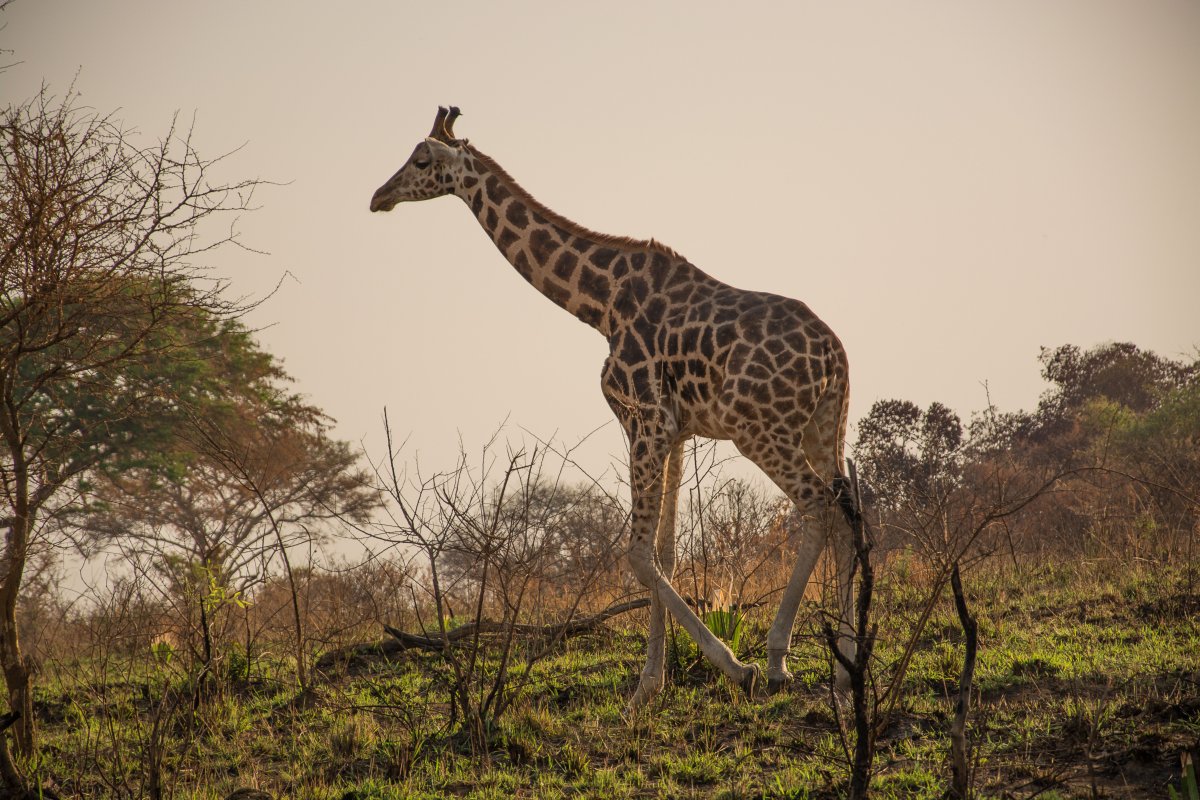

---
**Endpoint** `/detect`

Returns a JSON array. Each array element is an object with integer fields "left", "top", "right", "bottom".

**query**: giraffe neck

[{"left": 452, "top": 145, "right": 680, "bottom": 337}]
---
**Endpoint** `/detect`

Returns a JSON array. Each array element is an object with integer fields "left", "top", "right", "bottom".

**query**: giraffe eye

[{"left": 413, "top": 158, "right": 431, "bottom": 169}]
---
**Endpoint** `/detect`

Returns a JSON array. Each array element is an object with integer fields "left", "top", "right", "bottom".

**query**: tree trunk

[
  {"left": 949, "top": 562, "right": 978, "bottom": 800},
  {"left": 0, "top": 593, "right": 33, "bottom": 759},
  {"left": 0, "top": 514, "right": 34, "bottom": 759}
]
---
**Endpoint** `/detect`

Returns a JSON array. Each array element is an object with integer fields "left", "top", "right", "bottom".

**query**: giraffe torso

[{"left": 600, "top": 249, "right": 847, "bottom": 447}]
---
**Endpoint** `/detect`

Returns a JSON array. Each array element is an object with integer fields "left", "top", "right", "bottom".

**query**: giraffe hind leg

[
  {"left": 761, "top": 465, "right": 836, "bottom": 693},
  {"left": 733, "top": 391, "right": 855, "bottom": 693}
]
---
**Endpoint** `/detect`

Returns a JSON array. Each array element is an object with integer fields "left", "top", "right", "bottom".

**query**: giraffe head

[{"left": 370, "top": 106, "right": 466, "bottom": 212}]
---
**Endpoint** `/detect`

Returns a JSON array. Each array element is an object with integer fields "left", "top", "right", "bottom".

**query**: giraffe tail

[{"left": 830, "top": 473, "right": 862, "bottom": 530}]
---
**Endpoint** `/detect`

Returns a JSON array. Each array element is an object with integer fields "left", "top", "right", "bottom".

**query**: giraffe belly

[{"left": 676, "top": 399, "right": 734, "bottom": 441}]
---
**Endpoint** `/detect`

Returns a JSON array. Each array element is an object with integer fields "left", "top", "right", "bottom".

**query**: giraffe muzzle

[{"left": 369, "top": 189, "right": 396, "bottom": 212}]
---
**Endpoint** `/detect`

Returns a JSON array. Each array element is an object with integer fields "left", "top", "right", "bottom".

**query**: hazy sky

[{"left": 6, "top": 1, "right": 1199, "bottom": 483}]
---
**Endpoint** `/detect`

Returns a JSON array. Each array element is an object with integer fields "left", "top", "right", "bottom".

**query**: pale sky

[{"left": 6, "top": 1, "right": 1199, "bottom": 484}]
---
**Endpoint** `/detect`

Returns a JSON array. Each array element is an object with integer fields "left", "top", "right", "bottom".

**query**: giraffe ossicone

[{"left": 371, "top": 106, "right": 860, "bottom": 708}]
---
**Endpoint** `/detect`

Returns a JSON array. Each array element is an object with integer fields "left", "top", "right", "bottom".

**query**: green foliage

[
  {"left": 702, "top": 607, "right": 745, "bottom": 654},
  {"left": 199, "top": 566, "right": 249, "bottom": 614},
  {"left": 149, "top": 639, "right": 175, "bottom": 665}
]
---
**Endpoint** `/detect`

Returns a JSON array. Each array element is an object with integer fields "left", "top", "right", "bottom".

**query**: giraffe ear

[{"left": 423, "top": 137, "right": 459, "bottom": 160}]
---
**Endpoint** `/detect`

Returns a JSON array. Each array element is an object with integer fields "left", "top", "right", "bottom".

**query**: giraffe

[{"left": 370, "top": 107, "right": 861, "bottom": 708}]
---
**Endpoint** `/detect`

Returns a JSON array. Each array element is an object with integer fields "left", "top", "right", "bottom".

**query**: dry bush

[
  {"left": 365, "top": 420, "right": 632, "bottom": 755},
  {"left": 248, "top": 556, "right": 419, "bottom": 657}
]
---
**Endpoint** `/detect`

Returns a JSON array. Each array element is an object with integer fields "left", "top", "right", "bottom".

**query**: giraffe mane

[{"left": 464, "top": 144, "right": 683, "bottom": 261}]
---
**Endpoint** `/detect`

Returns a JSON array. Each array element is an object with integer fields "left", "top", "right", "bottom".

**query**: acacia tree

[
  {"left": 77, "top": 322, "right": 379, "bottom": 689},
  {"left": 0, "top": 85, "right": 261, "bottom": 758}
]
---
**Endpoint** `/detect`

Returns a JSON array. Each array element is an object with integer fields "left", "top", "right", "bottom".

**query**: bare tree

[
  {"left": 367, "top": 419, "right": 628, "bottom": 757},
  {"left": 0, "top": 84, "right": 262, "bottom": 759}
]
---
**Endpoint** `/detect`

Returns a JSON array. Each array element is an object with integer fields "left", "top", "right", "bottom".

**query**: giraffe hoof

[
  {"left": 628, "top": 676, "right": 662, "bottom": 713},
  {"left": 766, "top": 671, "right": 794, "bottom": 695},
  {"left": 738, "top": 664, "right": 761, "bottom": 699}
]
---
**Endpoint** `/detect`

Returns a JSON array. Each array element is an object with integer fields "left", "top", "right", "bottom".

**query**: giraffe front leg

[
  {"left": 627, "top": 434, "right": 757, "bottom": 713},
  {"left": 630, "top": 439, "right": 684, "bottom": 709}
]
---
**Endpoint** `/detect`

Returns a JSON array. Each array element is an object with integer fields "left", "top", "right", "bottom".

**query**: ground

[{"left": 30, "top": 560, "right": 1200, "bottom": 799}]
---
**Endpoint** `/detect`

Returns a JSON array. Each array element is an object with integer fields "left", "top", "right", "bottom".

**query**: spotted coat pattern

[{"left": 371, "top": 108, "right": 859, "bottom": 705}]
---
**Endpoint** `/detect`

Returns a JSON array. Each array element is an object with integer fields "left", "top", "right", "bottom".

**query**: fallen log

[
  {"left": 382, "top": 597, "right": 653, "bottom": 652},
  {"left": 316, "top": 595, "right": 766, "bottom": 670}
]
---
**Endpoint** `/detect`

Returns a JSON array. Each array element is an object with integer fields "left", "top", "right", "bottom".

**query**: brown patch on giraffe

[
  {"left": 731, "top": 399, "right": 755, "bottom": 419},
  {"left": 644, "top": 296, "right": 666, "bottom": 321},
  {"left": 630, "top": 366, "right": 651, "bottom": 398},
  {"left": 627, "top": 275, "right": 650, "bottom": 304},
  {"left": 485, "top": 174, "right": 511, "bottom": 204},
  {"left": 577, "top": 305, "right": 604, "bottom": 327},
  {"left": 618, "top": 333, "right": 647, "bottom": 365},
  {"left": 529, "top": 228, "right": 559, "bottom": 264},
  {"left": 578, "top": 267, "right": 610, "bottom": 303},
  {"left": 505, "top": 201, "right": 529, "bottom": 229},
  {"left": 497, "top": 227, "right": 520, "bottom": 252},
  {"left": 590, "top": 247, "right": 618, "bottom": 269},
  {"left": 649, "top": 253, "right": 672, "bottom": 291},
  {"left": 486, "top": 206, "right": 499, "bottom": 230},
  {"left": 553, "top": 251, "right": 578, "bottom": 281},
  {"left": 611, "top": 255, "right": 629, "bottom": 281},
  {"left": 542, "top": 279, "right": 572, "bottom": 307},
  {"left": 613, "top": 285, "right": 637, "bottom": 320}
]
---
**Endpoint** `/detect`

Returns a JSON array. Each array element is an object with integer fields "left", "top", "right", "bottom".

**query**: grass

[{"left": 23, "top": 559, "right": 1200, "bottom": 799}]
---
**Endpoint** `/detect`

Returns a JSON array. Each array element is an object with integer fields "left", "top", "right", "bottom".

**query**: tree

[
  {"left": 1038, "top": 342, "right": 1196, "bottom": 417},
  {"left": 75, "top": 317, "right": 377, "bottom": 690},
  {"left": 0, "top": 85, "right": 261, "bottom": 758},
  {"left": 855, "top": 399, "right": 964, "bottom": 529}
]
